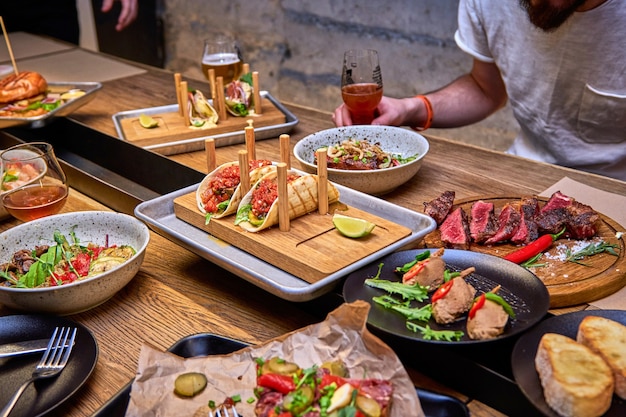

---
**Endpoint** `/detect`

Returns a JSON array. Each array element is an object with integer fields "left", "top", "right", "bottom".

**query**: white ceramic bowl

[
  {"left": 293, "top": 126, "right": 429, "bottom": 195},
  {"left": 0, "top": 211, "right": 150, "bottom": 315}
]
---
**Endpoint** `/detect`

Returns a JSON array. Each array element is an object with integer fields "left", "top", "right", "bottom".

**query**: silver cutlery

[
  {"left": 209, "top": 405, "right": 240, "bottom": 417},
  {"left": 0, "top": 338, "right": 73, "bottom": 359},
  {"left": 0, "top": 327, "right": 77, "bottom": 417}
]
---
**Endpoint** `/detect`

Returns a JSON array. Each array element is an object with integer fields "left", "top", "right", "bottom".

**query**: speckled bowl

[
  {"left": 293, "top": 126, "right": 429, "bottom": 195},
  {"left": 0, "top": 211, "right": 150, "bottom": 315}
]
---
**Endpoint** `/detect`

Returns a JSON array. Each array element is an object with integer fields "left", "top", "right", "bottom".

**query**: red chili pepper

[
  {"left": 503, "top": 228, "right": 566, "bottom": 264},
  {"left": 257, "top": 373, "right": 296, "bottom": 394},
  {"left": 402, "top": 259, "right": 428, "bottom": 283},
  {"left": 319, "top": 373, "right": 348, "bottom": 389},
  {"left": 431, "top": 280, "right": 454, "bottom": 303},
  {"left": 469, "top": 294, "right": 486, "bottom": 319}
]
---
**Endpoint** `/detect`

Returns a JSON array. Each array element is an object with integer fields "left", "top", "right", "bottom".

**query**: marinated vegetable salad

[
  {"left": 315, "top": 138, "right": 418, "bottom": 170},
  {"left": 0, "top": 228, "right": 136, "bottom": 288}
]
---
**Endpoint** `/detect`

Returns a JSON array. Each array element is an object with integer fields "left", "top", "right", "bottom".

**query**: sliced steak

[
  {"left": 469, "top": 200, "right": 498, "bottom": 243},
  {"left": 423, "top": 191, "right": 455, "bottom": 225},
  {"left": 540, "top": 190, "right": 572, "bottom": 212},
  {"left": 511, "top": 196, "right": 540, "bottom": 244},
  {"left": 484, "top": 203, "right": 522, "bottom": 244},
  {"left": 566, "top": 200, "right": 600, "bottom": 239},
  {"left": 439, "top": 207, "right": 471, "bottom": 249}
]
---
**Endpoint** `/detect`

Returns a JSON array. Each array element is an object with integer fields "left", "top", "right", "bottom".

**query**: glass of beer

[
  {"left": 341, "top": 49, "right": 383, "bottom": 125},
  {"left": 1, "top": 142, "right": 68, "bottom": 222},
  {"left": 201, "top": 33, "right": 243, "bottom": 85}
]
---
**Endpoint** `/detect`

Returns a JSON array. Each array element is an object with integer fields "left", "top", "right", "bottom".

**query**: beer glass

[
  {"left": 1, "top": 142, "right": 68, "bottom": 222},
  {"left": 201, "top": 33, "right": 243, "bottom": 85},
  {"left": 341, "top": 49, "right": 383, "bottom": 125}
]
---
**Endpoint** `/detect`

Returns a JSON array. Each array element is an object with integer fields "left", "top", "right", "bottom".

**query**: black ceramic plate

[
  {"left": 512, "top": 310, "right": 626, "bottom": 416},
  {"left": 0, "top": 315, "right": 98, "bottom": 417},
  {"left": 93, "top": 333, "right": 469, "bottom": 417},
  {"left": 343, "top": 249, "right": 550, "bottom": 345}
]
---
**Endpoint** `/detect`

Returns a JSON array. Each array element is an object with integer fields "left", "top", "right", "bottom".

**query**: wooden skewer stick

[
  {"left": 216, "top": 76, "right": 227, "bottom": 120},
  {"left": 316, "top": 148, "right": 329, "bottom": 215},
  {"left": 204, "top": 138, "right": 216, "bottom": 173},
  {"left": 238, "top": 150, "right": 250, "bottom": 195},
  {"left": 180, "top": 81, "right": 190, "bottom": 126},
  {"left": 245, "top": 121, "right": 256, "bottom": 160},
  {"left": 174, "top": 73, "right": 183, "bottom": 116},
  {"left": 279, "top": 134, "right": 290, "bottom": 169},
  {"left": 242, "top": 63, "right": 250, "bottom": 75},
  {"left": 0, "top": 17, "right": 18, "bottom": 75},
  {"left": 277, "top": 162, "right": 290, "bottom": 232},
  {"left": 208, "top": 68, "right": 217, "bottom": 100},
  {"left": 252, "top": 71, "right": 262, "bottom": 115}
]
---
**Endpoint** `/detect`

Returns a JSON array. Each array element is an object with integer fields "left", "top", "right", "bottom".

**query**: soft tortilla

[
  {"left": 196, "top": 161, "right": 275, "bottom": 220},
  {"left": 235, "top": 170, "right": 340, "bottom": 232}
]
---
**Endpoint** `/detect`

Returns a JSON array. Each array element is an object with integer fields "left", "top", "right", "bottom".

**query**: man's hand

[{"left": 101, "top": 0, "right": 139, "bottom": 32}]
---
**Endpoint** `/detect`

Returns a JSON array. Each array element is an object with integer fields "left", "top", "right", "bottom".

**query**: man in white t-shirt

[{"left": 333, "top": 0, "right": 626, "bottom": 181}]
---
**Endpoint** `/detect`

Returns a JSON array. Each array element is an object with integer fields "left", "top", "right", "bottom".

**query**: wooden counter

[{"left": 1, "top": 49, "right": 625, "bottom": 417}]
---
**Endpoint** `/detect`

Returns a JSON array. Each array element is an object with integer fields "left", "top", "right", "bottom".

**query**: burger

[{"left": 0, "top": 71, "right": 48, "bottom": 103}]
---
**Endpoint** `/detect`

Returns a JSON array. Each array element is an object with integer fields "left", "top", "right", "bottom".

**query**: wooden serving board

[
  {"left": 423, "top": 195, "right": 626, "bottom": 308},
  {"left": 173, "top": 192, "right": 412, "bottom": 284},
  {"left": 119, "top": 97, "right": 286, "bottom": 148}
]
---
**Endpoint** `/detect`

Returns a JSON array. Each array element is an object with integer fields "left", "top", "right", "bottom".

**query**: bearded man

[{"left": 333, "top": 0, "right": 626, "bottom": 181}]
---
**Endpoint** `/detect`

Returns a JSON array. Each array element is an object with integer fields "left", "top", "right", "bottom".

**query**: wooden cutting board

[
  {"left": 173, "top": 192, "right": 412, "bottom": 284},
  {"left": 422, "top": 195, "right": 625, "bottom": 308},
  {"left": 119, "top": 97, "right": 286, "bottom": 148}
]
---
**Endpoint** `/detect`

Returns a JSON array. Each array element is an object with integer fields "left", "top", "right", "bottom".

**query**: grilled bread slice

[
  {"left": 577, "top": 315, "right": 626, "bottom": 400},
  {"left": 535, "top": 333, "right": 614, "bottom": 417}
]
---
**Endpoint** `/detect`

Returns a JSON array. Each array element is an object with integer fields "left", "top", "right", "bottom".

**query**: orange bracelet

[{"left": 413, "top": 95, "right": 433, "bottom": 131}]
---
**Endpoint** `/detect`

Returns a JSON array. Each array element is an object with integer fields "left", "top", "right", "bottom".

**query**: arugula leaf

[
  {"left": 365, "top": 278, "right": 429, "bottom": 302},
  {"left": 18, "top": 245, "right": 63, "bottom": 288},
  {"left": 373, "top": 295, "right": 432, "bottom": 321},
  {"left": 405, "top": 322, "right": 464, "bottom": 341}
]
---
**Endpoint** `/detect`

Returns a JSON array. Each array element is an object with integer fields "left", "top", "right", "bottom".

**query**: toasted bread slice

[
  {"left": 535, "top": 333, "right": 614, "bottom": 417},
  {"left": 577, "top": 315, "right": 626, "bottom": 399}
]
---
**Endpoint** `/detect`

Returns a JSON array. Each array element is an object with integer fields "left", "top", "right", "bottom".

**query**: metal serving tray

[
  {"left": 0, "top": 82, "right": 102, "bottom": 129},
  {"left": 112, "top": 91, "right": 299, "bottom": 155},
  {"left": 134, "top": 182, "right": 436, "bottom": 302}
]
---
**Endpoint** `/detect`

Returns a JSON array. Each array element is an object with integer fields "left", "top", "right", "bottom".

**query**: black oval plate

[
  {"left": 511, "top": 310, "right": 626, "bottom": 416},
  {"left": 343, "top": 249, "right": 550, "bottom": 345},
  {"left": 0, "top": 315, "right": 98, "bottom": 417}
]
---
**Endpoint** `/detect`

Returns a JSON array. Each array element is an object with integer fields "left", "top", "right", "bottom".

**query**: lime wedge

[
  {"left": 139, "top": 113, "right": 159, "bottom": 128},
  {"left": 332, "top": 213, "right": 376, "bottom": 238}
]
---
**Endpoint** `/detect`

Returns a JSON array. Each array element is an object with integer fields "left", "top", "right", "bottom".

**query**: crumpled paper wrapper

[{"left": 125, "top": 300, "right": 424, "bottom": 417}]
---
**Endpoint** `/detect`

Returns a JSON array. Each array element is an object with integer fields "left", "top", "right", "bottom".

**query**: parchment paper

[{"left": 125, "top": 300, "right": 424, "bottom": 417}]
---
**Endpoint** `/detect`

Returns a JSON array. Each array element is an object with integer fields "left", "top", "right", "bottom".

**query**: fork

[
  {"left": 0, "top": 327, "right": 77, "bottom": 417},
  {"left": 209, "top": 405, "right": 240, "bottom": 417}
]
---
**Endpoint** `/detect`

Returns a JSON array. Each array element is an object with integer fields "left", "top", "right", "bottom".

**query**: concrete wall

[{"left": 162, "top": 0, "right": 518, "bottom": 150}]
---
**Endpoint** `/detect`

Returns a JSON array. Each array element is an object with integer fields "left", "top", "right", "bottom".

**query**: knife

[{"left": 0, "top": 339, "right": 73, "bottom": 359}]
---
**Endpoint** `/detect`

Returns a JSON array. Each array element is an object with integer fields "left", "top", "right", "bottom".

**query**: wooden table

[{"left": 1, "top": 52, "right": 625, "bottom": 417}]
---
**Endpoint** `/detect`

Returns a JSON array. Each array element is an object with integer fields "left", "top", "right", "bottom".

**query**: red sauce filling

[{"left": 200, "top": 160, "right": 271, "bottom": 213}]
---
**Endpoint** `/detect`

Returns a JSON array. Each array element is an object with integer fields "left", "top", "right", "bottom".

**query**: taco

[
  {"left": 196, "top": 160, "right": 274, "bottom": 223},
  {"left": 234, "top": 170, "right": 340, "bottom": 232}
]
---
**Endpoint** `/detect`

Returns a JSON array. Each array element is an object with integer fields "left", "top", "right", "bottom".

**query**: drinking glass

[
  {"left": 0, "top": 142, "right": 68, "bottom": 222},
  {"left": 201, "top": 33, "right": 243, "bottom": 85},
  {"left": 341, "top": 49, "right": 383, "bottom": 125}
]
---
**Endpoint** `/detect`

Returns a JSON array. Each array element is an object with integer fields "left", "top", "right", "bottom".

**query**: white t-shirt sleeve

[{"left": 455, "top": 0, "right": 495, "bottom": 63}]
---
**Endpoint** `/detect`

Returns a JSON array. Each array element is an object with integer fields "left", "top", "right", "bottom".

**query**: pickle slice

[{"left": 174, "top": 372, "right": 208, "bottom": 397}]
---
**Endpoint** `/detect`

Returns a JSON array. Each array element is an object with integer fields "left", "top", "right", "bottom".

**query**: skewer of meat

[
  {"left": 466, "top": 285, "right": 515, "bottom": 340},
  {"left": 431, "top": 267, "right": 477, "bottom": 324},
  {"left": 402, "top": 247, "right": 446, "bottom": 289}
]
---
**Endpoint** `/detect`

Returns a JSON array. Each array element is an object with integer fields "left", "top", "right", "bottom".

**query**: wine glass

[
  {"left": 341, "top": 49, "right": 383, "bottom": 125},
  {"left": 201, "top": 33, "right": 243, "bottom": 85},
  {"left": 0, "top": 142, "right": 68, "bottom": 222}
]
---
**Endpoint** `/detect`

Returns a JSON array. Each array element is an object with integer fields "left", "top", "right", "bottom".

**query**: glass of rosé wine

[
  {"left": 0, "top": 142, "right": 68, "bottom": 222},
  {"left": 341, "top": 49, "right": 383, "bottom": 125}
]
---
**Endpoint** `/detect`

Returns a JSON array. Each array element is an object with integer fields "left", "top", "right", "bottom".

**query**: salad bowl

[
  {"left": 0, "top": 211, "right": 150, "bottom": 315},
  {"left": 293, "top": 125, "right": 429, "bottom": 195}
]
